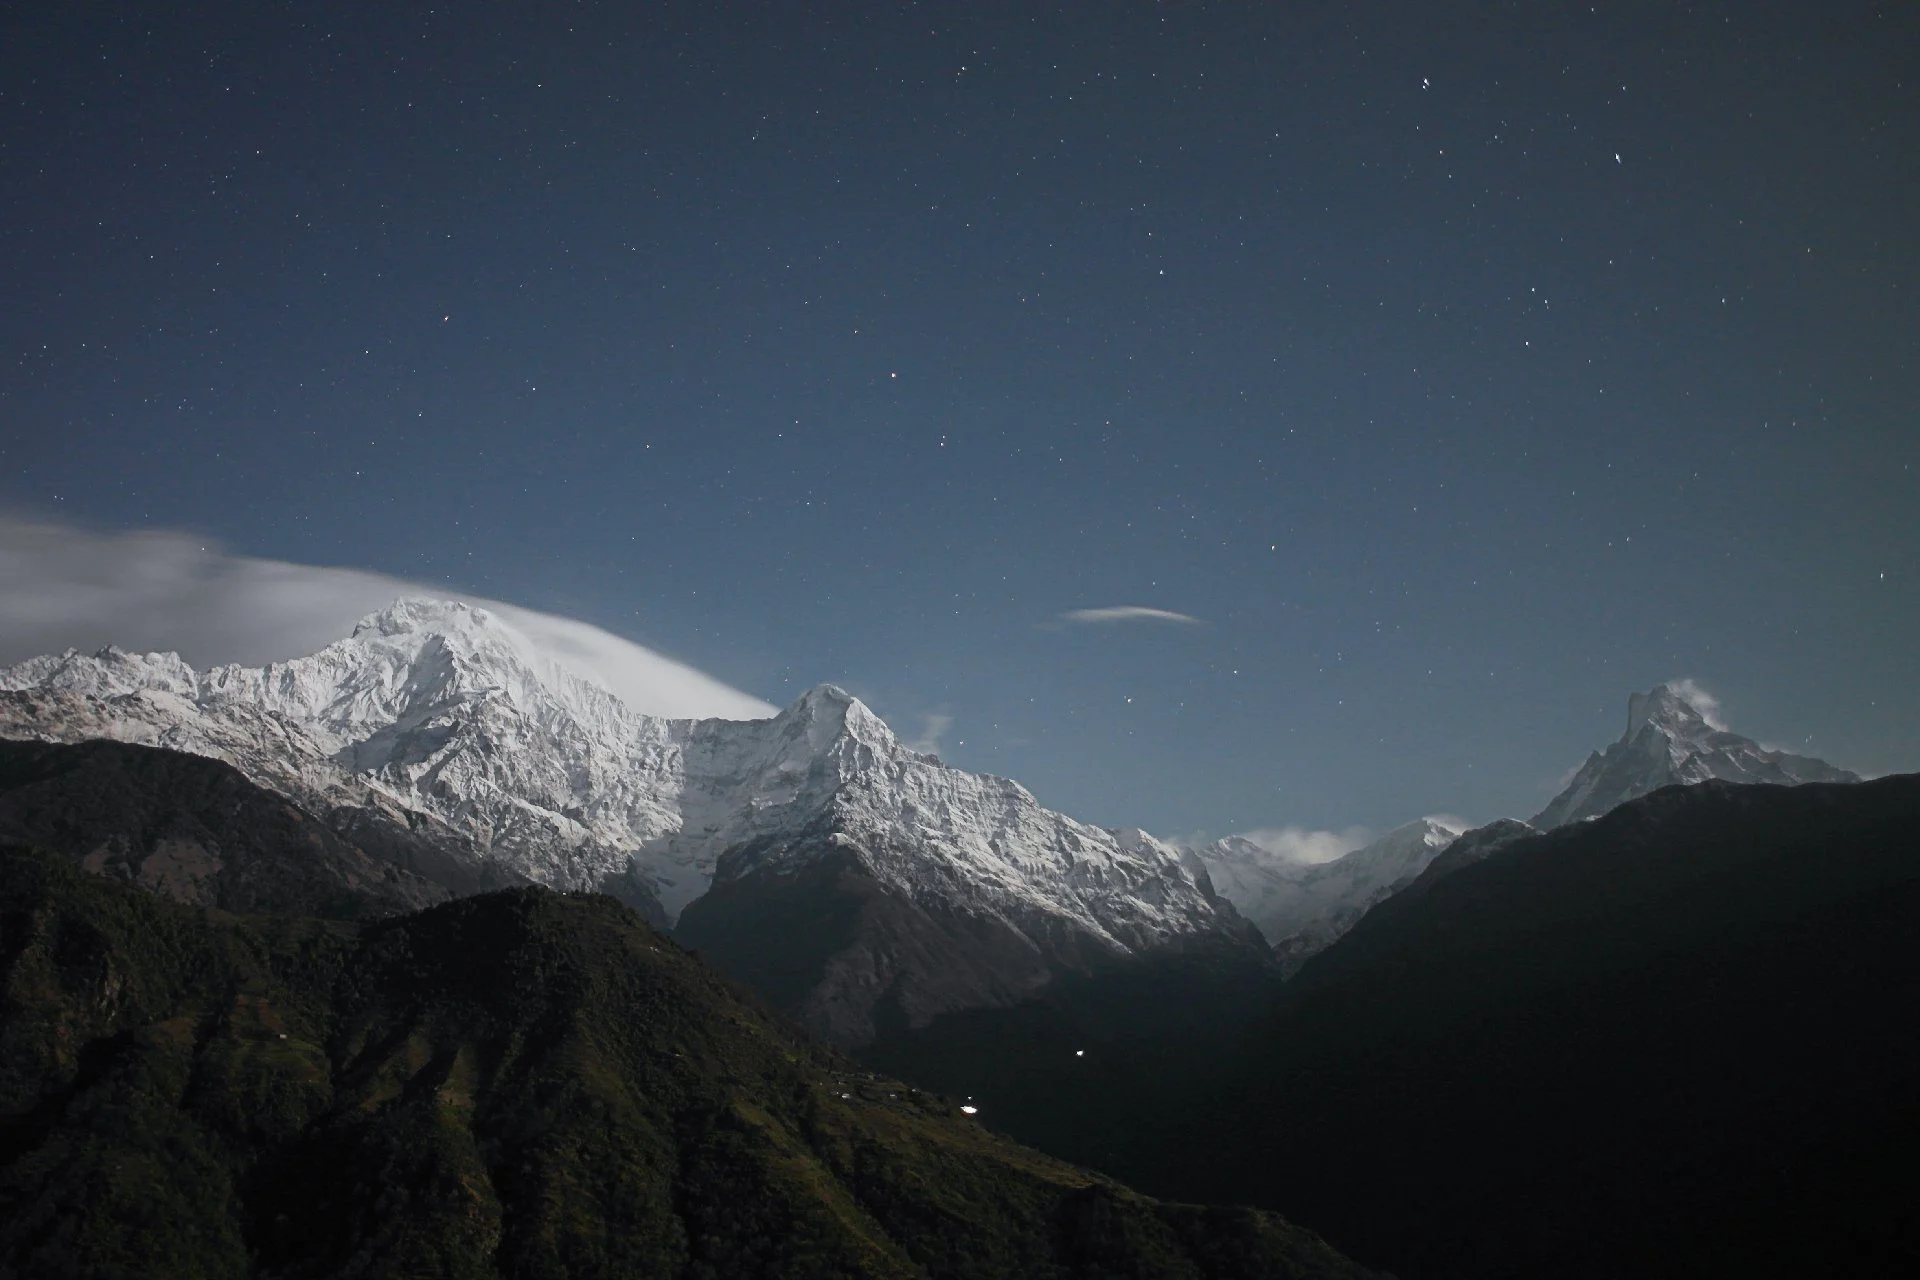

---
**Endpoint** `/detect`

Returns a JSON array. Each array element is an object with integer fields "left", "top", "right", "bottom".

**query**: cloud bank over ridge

[{"left": 0, "top": 516, "right": 776, "bottom": 721}]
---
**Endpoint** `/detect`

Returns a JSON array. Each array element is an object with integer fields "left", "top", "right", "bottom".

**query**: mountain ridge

[{"left": 0, "top": 598, "right": 1251, "bottom": 1044}]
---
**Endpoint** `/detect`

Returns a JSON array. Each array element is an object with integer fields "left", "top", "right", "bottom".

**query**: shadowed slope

[
  {"left": 0, "top": 844, "right": 1375, "bottom": 1279},
  {"left": 1188, "top": 775, "right": 1920, "bottom": 1280},
  {"left": 0, "top": 738, "right": 450, "bottom": 919}
]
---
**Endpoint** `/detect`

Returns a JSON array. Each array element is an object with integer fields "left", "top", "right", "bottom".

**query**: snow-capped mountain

[
  {"left": 0, "top": 598, "right": 1248, "bottom": 1042},
  {"left": 1192, "top": 817, "right": 1467, "bottom": 969},
  {"left": 1531, "top": 683, "right": 1859, "bottom": 829}
]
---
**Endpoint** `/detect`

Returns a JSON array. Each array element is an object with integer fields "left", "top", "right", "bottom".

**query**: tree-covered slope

[
  {"left": 0, "top": 738, "right": 451, "bottom": 920},
  {"left": 1183, "top": 775, "right": 1920, "bottom": 1280},
  {"left": 0, "top": 843, "right": 1374, "bottom": 1279}
]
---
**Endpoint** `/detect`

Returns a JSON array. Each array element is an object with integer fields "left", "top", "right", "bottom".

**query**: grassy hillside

[{"left": 0, "top": 842, "right": 1373, "bottom": 1279}]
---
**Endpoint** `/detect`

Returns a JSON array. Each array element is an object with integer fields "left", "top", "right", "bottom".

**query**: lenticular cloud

[
  {"left": 0, "top": 515, "right": 775, "bottom": 721},
  {"left": 1058, "top": 606, "right": 1203, "bottom": 626}
]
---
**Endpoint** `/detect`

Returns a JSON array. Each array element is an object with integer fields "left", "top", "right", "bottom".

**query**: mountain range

[
  {"left": 0, "top": 599, "right": 1254, "bottom": 1045},
  {"left": 0, "top": 604, "right": 1867, "bottom": 1043},
  {"left": 2, "top": 595, "right": 1911, "bottom": 1276}
]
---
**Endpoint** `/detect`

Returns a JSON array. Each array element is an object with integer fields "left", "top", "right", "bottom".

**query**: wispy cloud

[
  {"left": 0, "top": 515, "right": 776, "bottom": 720},
  {"left": 903, "top": 712, "right": 953, "bottom": 756},
  {"left": 1235, "top": 825, "right": 1372, "bottom": 865},
  {"left": 1055, "top": 605, "right": 1204, "bottom": 627},
  {"left": 1667, "top": 677, "right": 1727, "bottom": 730}
]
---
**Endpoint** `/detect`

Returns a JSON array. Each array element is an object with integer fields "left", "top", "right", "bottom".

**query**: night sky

[{"left": 3, "top": 1, "right": 1916, "bottom": 842}]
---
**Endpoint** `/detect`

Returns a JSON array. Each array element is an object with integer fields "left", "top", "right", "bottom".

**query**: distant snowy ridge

[
  {"left": 0, "top": 599, "right": 1232, "bottom": 965},
  {"left": 1531, "top": 683, "right": 1859, "bottom": 828},
  {"left": 1192, "top": 681, "right": 1860, "bottom": 973},
  {"left": 1191, "top": 817, "right": 1467, "bottom": 967}
]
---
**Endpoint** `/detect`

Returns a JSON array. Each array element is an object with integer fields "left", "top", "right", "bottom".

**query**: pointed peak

[
  {"left": 1534, "top": 681, "right": 1856, "bottom": 829},
  {"left": 792, "top": 683, "right": 856, "bottom": 710},
  {"left": 1626, "top": 680, "right": 1722, "bottom": 738},
  {"left": 777, "top": 684, "right": 895, "bottom": 748}
]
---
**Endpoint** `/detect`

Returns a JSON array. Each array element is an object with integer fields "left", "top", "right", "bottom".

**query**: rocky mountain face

[
  {"left": 0, "top": 598, "right": 1251, "bottom": 1045},
  {"left": 1532, "top": 682, "right": 1859, "bottom": 828},
  {"left": 0, "top": 843, "right": 1376, "bottom": 1280},
  {"left": 1190, "top": 818, "right": 1466, "bottom": 970}
]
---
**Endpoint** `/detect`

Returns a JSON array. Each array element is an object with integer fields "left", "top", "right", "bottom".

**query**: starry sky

[{"left": 3, "top": 0, "right": 1916, "bottom": 840}]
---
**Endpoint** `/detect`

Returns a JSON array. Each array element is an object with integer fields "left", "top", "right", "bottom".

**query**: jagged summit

[
  {"left": 777, "top": 681, "right": 896, "bottom": 753},
  {"left": 1625, "top": 682, "right": 1717, "bottom": 738},
  {"left": 1531, "top": 682, "right": 1858, "bottom": 829}
]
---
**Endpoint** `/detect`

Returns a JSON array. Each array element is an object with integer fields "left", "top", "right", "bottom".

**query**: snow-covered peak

[
  {"left": 1625, "top": 682, "right": 1717, "bottom": 740},
  {"left": 351, "top": 595, "right": 496, "bottom": 638},
  {"left": 1533, "top": 684, "right": 1858, "bottom": 828},
  {"left": 772, "top": 683, "right": 898, "bottom": 754},
  {"left": 188, "top": 596, "right": 649, "bottom": 757}
]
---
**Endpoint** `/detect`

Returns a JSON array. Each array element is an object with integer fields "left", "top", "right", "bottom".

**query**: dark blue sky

[{"left": 4, "top": 1, "right": 1916, "bottom": 838}]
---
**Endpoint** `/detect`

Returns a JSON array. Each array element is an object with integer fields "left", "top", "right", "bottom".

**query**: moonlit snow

[{"left": 0, "top": 597, "right": 1231, "bottom": 952}]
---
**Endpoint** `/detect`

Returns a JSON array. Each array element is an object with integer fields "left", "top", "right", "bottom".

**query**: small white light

[
  {"left": 1075, "top": 1050, "right": 1084, "bottom": 1057},
  {"left": 961, "top": 1105, "right": 978, "bottom": 1115}
]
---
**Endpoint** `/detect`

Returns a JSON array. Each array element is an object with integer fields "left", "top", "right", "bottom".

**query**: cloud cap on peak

[
  {"left": 0, "top": 515, "right": 775, "bottom": 721},
  {"left": 1630, "top": 678, "right": 1728, "bottom": 735},
  {"left": 1055, "top": 606, "right": 1204, "bottom": 626},
  {"left": 1662, "top": 677, "right": 1727, "bottom": 730}
]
